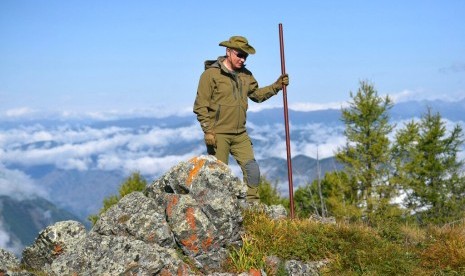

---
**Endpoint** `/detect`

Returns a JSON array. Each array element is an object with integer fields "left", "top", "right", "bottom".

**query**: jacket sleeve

[
  {"left": 193, "top": 70, "right": 213, "bottom": 133},
  {"left": 247, "top": 75, "right": 280, "bottom": 103}
]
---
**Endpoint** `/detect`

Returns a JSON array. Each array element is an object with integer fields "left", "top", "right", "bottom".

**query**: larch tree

[
  {"left": 392, "top": 107, "right": 465, "bottom": 224},
  {"left": 335, "top": 81, "right": 395, "bottom": 218}
]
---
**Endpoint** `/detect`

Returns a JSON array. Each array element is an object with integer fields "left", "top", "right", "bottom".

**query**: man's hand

[
  {"left": 204, "top": 131, "right": 216, "bottom": 147},
  {"left": 272, "top": 74, "right": 289, "bottom": 91}
]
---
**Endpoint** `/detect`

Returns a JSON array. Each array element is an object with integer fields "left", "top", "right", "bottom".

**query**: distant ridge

[{"left": 0, "top": 195, "right": 83, "bottom": 255}]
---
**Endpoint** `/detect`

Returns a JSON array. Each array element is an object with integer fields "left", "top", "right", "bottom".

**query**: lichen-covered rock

[
  {"left": 243, "top": 202, "right": 288, "bottom": 220},
  {"left": 309, "top": 214, "right": 337, "bottom": 224},
  {"left": 165, "top": 193, "right": 227, "bottom": 271},
  {"left": 285, "top": 259, "right": 330, "bottom": 276},
  {"left": 0, "top": 248, "right": 19, "bottom": 272},
  {"left": 20, "top": 220, "right": 87, "bottom": 271},
  {"left": 46, "top": 232, "right": 194, "bottom": 275},
  {"left": 92, "top": 191, "right": 175, "bottom": 248},
  {"left": 11, "top": 155, "right": 250, "bottom": 275},
  {"left": 146, "top": 155, "right": 246, "bottom": 200},
  {"left": 145, "top": 155, "right": 246, "bottom": 271},
  {"left": 263, "top": 204, "right": 288, "bottom": 220}
]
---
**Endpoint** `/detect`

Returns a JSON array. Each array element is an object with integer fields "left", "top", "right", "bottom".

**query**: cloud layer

[{"left": 0, "top": 124, "right": 205, "bottom": 176}]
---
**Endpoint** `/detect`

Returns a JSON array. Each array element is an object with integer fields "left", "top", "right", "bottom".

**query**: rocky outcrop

[
  {"left": 16, "top": 155, "right": 247, "bottom": 275},
  {"left": 20, "top": 220, "right": 87, "bottom": 271},
  {"left": 0, "top": 248, "right": 19, "bottom": 274},
  {"left": 146, "top": 155, "right": 246, "bottom": 271}
]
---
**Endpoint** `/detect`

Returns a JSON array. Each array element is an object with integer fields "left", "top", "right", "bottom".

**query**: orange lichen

[
  {"left": 159, "top": 268, "right": 173, "bottom": 276},
  {"left": 177, "top": 263, "right": 190, "bottom": 276},
  {"left": 186, "top": 157, "right": 206, "bottom": 186},
  {"left": 186, "top": 207, "right": 196, "bottom": 230},
  {"left": 166, "top": 195, "right": 179, "bottom": 217},
  {"left": 249, "top": 268, "right": 262, "bottom": 276},
  {"left": 146, "top": 232, "right": 156, "bottom": 242},
  {"left": 201, "top": 233, "right": 213, "bottom": 252},
  {"left": 52, "top": 243, "right": 64, "bottom": 256},
  {"left": 181, "top": 234, "right": 199, "bottom": 253}
]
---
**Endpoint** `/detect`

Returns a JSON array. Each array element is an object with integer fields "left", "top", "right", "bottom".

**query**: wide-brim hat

[{"left": 219, "top": 36, "right": 256, "bottom": 55}]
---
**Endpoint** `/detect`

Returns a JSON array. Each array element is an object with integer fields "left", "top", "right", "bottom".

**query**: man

[{"left": 193, "top": 35, "right": 289, "bottom": 202}]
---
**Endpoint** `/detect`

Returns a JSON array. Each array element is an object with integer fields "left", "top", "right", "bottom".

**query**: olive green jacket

[{"left": 193, "top": 56, "right": 280, "bottom": 134}]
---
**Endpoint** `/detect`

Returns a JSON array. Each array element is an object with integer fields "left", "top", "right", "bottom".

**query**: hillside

[{"left": 0, "top": 195, "right": 83, "bottom": 255}]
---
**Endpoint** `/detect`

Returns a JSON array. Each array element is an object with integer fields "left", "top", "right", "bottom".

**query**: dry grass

[
  {"left": 226, "top": 209, "right": 465, "bottom": 275},
  {"left": 419, "top": 224, "right": 465, "bottom": 273}
]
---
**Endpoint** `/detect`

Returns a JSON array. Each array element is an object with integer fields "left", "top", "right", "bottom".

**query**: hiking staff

[{"left": 279, "top": 23, "right": 295, "bottom": 219}]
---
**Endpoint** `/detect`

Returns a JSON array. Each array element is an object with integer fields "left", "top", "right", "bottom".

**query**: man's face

[{"left": 228, "top": 48, "right": 248, "bottom": 70}]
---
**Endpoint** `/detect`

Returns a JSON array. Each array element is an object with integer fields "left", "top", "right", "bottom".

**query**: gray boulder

[
  {"left": 47, "top": 232, "right": 192, "bottom": 275},
  {"left": 285, "top": 259, "right": 330, "bottom": 276},
  {"left": 20, "top": 220, "right": 87, "bottom": 271},
  {"left": 17, "top": 155, "right": 248, "bottom": 275},
  {"left": 0, "top": 248, "right": 19, "bottom": 272},
  {"left": 145, "top": 155, "right": 247, "bottom": 271},
  {"left": 92, "top": 191, "right": 175, "bottom": 248}
]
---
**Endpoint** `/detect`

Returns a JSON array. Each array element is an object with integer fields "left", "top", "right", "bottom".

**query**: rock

[
  {"left": 241, "top": 202, "right": 288, "bottom": 220},
  {"left": 309, "top": 214, "right": 336, "bottom": 224},
  {"left": 145, "top": 155, "right": 246, "bottom": 271},
  {"left": 46, "top": 232, "right": 193, "bottom": 275},
  {"left": 264, "top": 255, "right": 281, "bottom": 275},
  {"left": 9, "top": 155, "right": 251, "bottom": 275},
  {"left": 263, "top": 204, "right": 288, "bottom": 220},
  {"left": 285, "top": 259, "right": 330, "bottom": 276},
  {"left": 164, "top": 193, "right": 225, "bottom": 269},
  {"left": 20, "top": 220, "right": 87, "bottom": 271},
  {"left": 0, "top": 248, "right": 19, "bottom": 271},
  {"left": 92, "top": 191, "right": 175, "bottom": 248}
]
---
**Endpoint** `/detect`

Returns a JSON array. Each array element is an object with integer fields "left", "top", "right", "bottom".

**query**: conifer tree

[
  {"left": 392, "top": 107, "right": 465, "bottom": 224},
  {"left": 294, "top": 171, "right": 361, "bottom": 220},
  {"left": 258, "top": 177, "right": 286, "bottom": 206},
  {"left": 335, "top": 81, "right": 395, "bottom": 218}
]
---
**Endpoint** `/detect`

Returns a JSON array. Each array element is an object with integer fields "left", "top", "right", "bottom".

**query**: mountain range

[{"left": 0, "top": 195, "right": 82, "bottom": 256}]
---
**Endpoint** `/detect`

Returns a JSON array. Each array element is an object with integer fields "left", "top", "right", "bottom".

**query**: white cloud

[
  {"left": 250, "top": 122, "right": 346, "bottom": 160},
  {"left": 289, "top": 101, "right": 348, "bottom": 112},
  {"left": 1, "top": 104, "right": 195, "bottom": 122},
  {"left": 388, "top": 89, "right": 418, "bottom": 103},
  {"left": 4, "top": 107, "right": 36, "bottom": 117},
  {"left": 387, "top": 89, "right": 465, "bottom": 103},
  {"left": 0, "top": 165, "right": 48, "bottom": 200},
  {"left": 0, "top": 222, "right": 24, "bottom": 256},
  {"left": 247, "top": 101, "right": 348, "bottom": 113},
  {"left": 0, "top": 120, "right": 209, "bottom": 180},
  {"left": 0, "top": 104, "right": 463, "bottom": 182}
]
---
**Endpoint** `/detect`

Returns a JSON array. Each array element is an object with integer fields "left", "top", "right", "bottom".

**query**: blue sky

[{"left": 1, "top": 1, "right": 464, "bottom": 118}]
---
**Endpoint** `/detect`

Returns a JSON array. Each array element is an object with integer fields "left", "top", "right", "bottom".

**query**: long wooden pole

[{"left": 279, "top": 23, "right": 295, "bottom": 219}]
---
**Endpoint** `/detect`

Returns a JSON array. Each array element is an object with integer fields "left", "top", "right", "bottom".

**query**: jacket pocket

[{"left": 213, "top": 105, "right": 221, "bottom": 127}]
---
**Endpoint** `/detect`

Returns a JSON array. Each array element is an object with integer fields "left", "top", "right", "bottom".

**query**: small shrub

[
  {"left": 419, "top": 224, "right": 465, "bottom": 273},
  {"left": 88, "top": 171, "right": 147, "bottom": 225}
]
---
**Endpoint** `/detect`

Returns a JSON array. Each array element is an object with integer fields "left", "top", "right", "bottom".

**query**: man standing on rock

[{"left": 193, "top": 35, "right": 289, "bottom": 202}]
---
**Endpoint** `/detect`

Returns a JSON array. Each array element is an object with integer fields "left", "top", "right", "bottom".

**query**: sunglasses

[{"left": 231, "top": 49, "right": 248, "bottom": 59}]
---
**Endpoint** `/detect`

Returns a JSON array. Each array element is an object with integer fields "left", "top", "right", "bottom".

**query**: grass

[{"left": 225, "top": 210, "right": 465, "bottom": 275}]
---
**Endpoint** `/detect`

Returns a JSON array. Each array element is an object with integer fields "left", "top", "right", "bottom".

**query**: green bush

[{"left": 88, "top": 171, "right": 147, "bottom": 225}]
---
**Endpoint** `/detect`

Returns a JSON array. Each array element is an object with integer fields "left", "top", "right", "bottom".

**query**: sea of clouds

[{"left": 1, "top": 105, "right": 464, "bottom": 191}]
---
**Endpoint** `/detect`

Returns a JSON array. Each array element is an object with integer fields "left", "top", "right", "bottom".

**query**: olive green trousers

[{"left": 207, "top": 131, "right": 260, "bottom": 202}]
